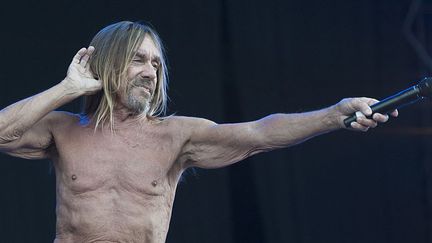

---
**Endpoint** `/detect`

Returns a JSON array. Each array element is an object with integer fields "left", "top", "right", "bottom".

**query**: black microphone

[{"left": 344, "top": 77, "right": 432, "bottom": 128}]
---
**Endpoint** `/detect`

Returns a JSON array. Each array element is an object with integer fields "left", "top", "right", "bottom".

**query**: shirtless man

[{"left": 0, "top": 21, "right": 397, "bottom": 243}]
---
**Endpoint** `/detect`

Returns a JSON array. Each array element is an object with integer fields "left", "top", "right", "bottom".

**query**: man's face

[{"left": 119, "top": 35, "right": 161, "bottom": 114}]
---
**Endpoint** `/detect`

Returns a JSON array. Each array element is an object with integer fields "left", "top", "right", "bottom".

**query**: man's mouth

[
  {"left": 137, "top": 86, "right": 151, "bottom": 94},
  {"left": 131, "top": 79, "right": 153, "bottom": 95}
]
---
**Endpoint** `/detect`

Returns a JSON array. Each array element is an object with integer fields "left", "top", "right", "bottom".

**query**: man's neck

[{"left": 112, "top": 104, "right": 149, "bottom": 125}]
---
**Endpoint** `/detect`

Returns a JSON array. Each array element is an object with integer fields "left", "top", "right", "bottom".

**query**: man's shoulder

[
  {"left": 46, "top": 111, "right": 80, "bottom": 129},
  {"left": 163, "top": 115, "right": 217, "bottom": 129},
  {"left": 47, "top": 110, "right": 79, "bottom": 121}
]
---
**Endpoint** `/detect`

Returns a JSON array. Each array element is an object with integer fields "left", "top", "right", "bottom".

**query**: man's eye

[{"left": 152, "top": 62, "right": 160, "bottom": 69}]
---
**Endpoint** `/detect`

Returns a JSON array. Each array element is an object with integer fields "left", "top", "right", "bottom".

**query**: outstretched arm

[
  {"left": 0, "top": 47, "right": 101, "bottom": 159},
  {"left": 180, "top": 97, "right": 398, "bottom": 169}
]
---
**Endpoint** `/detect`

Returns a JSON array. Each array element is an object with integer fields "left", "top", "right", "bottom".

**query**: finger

[
  {"left": 80, "top": 46, "right": 94, "bottom": 68},
  {"left": 356, "top": 116, "right": 378, "bottom": 128},
  {"left": 359, "top": 97, "right": 379, "bottom": 106},
  {"left": 87, "top": 68, "right": 98, "bottom": 80},
  {"left": 73, "top": 48, "right": 87, "bottom": 64},
  {"left": 351, "top": 121, "right": 369, "bottom": 132},
  {"left": 372, "top": 113, "right": 389, "bottom": 123},
  {"left": 390, "top": 109, "right": 399, "bottom": 117},
  {"left": 351, "top": 99, "right": 372, "bottom": 116}
]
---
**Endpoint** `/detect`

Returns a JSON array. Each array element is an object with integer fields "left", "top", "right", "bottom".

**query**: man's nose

[{"left": 139, "top": 64, "right": 157, "bottom": 80}]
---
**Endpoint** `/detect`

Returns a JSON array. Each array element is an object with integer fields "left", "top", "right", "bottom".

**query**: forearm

[
  {"left": 255, "top": 105, "right": 341, "bottom": 149},
  {"left": 186, "top": 97, "right": 389, "bottom": 169},
  {"left": 0, "top": 80, "right": 82, "bottom": 142}
]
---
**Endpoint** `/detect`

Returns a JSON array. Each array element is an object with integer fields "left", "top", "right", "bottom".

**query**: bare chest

[{"left": 53, "top": 125, "right": 184, "bottom": 196}]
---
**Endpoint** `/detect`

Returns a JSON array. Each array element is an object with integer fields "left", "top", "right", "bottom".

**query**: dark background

[{"left": 0, "top": 0, "right": 431, "bottom": 242}]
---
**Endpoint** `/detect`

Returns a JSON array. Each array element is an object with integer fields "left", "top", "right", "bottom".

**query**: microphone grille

[{"left": 418, "top": 77, "right": 432, "bottom": 97}]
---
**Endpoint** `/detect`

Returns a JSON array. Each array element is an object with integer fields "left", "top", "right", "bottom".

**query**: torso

[{"left": 51, "top": 114, "right": 188, "bottom": 243}]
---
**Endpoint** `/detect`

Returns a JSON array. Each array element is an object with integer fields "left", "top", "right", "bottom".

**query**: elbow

[
  {"left": 0, "top": 125, "right": 25, "bottom": 144},
  {"left": 250, "top": 143, "right": 280, "bottom": 156},
  {"left": 0, "top": 116, "right": 24, "bottom": 146},
  {"left": 0, "top": 132, "right": 22, "bottom": 153}
]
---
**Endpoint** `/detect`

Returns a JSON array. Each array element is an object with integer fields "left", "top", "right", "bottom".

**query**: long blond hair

[{"left": 82, "top": 21, "right": 169, "bottom": 130}]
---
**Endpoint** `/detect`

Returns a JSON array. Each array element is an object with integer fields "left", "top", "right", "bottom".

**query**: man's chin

[
  {"left": 127, "top": 100, "right": 150, "bottom": 115},
  {"left": 132, "top": 88, "right": 152, "bottom": 100},
  {"left": 124, "top": 91, "right": 151, "bottom": 113}
]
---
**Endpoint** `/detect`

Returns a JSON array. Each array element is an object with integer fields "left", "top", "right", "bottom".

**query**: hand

[
  {"left": 333, "top": 97, "right": 399, "bottom": 132},
  {"left": 62, "top": 46, "right": 102, "bottom": 95}
]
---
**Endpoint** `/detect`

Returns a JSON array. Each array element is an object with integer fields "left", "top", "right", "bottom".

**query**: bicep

[
  {"left": 0, "top": 112, "right": 57, "bottom": 160},
  {"left": 182, "top": 120, "right": 269, "bottom": 169}
]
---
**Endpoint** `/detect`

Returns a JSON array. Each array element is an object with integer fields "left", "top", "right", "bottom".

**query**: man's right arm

[{"left": 0, "top": 46, "right": 101, "bottom": 159}]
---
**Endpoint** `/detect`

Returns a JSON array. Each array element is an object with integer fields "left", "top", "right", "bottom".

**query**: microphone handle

[{"left": 343, "top": 86, "right": 422, "bottom": 128}]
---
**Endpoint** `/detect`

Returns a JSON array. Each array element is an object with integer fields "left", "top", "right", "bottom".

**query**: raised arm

[
  {"left": 180, "top": 97, "right": 398, "bottom": 169},
  {"left": 0, "top": 47, "right": 101, "bottom": 159}
]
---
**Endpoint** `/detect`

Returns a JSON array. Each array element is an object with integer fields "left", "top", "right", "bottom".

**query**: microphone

[{"left": 344, "top": 77, "right": 432, "bottom": 128}]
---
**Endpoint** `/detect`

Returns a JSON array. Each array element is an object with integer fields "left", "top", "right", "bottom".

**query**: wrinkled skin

[
  {"left": 0, "top": 32, "right": 398, "bottom": 243},
  {"left": 51, "top": 114, "right": 187, "bottom": 243}
]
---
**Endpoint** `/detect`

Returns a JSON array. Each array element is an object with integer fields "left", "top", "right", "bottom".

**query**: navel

[
  {"left": 151, "top": 180, "right": 158, "bottom": 187},
  {"left": 71, "top": 174, "right": 77, "bottom": 181}
]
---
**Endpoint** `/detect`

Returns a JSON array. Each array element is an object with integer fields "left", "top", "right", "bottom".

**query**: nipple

[{"left": 71, "top": 174, "right": 77, "bottom": 181}]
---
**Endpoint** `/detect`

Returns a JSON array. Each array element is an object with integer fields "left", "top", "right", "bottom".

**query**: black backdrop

[{"left": 0, "top": 0, "right": 431, "bottom": 242}]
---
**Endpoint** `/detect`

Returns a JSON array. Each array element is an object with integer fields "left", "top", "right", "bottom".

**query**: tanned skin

[{"left": 0, "top": 35, "right": 397, "bottom": 242}]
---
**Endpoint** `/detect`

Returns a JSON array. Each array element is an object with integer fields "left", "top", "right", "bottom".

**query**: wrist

[
  {"left": 322, "top": 105, "right": 344, "bottom": 130},
  {"left": 59, "top": 78, "right": 85, "bottom": 97}
]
